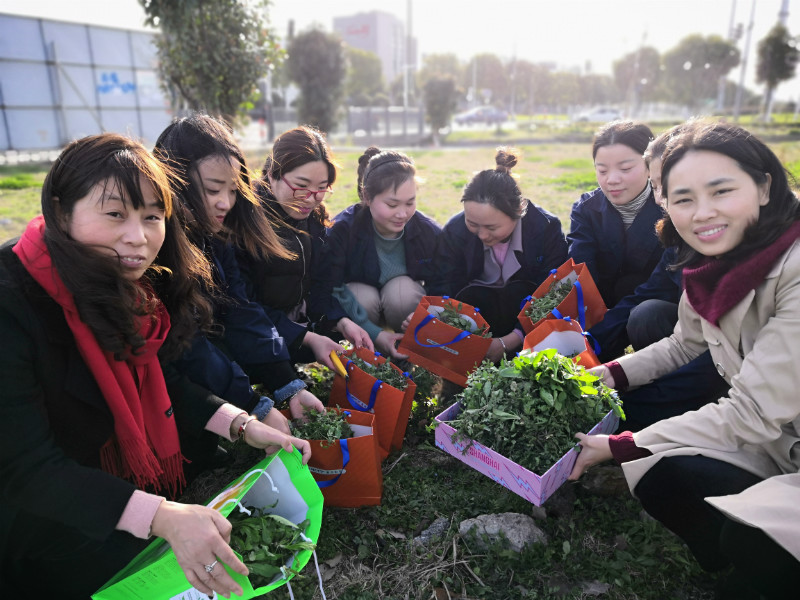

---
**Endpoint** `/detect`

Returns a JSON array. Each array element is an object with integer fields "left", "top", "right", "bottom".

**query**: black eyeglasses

[{"left": 281, "top": 177, "right": 333, "bottom": 201}]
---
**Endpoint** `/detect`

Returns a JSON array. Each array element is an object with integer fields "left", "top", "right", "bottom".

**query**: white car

[{"left": 575, "top": 107, "right": 622, "bottom": 122}]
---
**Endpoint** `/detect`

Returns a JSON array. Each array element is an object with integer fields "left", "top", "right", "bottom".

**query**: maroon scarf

[
  {"left": 683, "top": 221, "right": 800, "bottom": 326},
  {"left": 13, "top": 216, "right": 185, "bottom": 495}
]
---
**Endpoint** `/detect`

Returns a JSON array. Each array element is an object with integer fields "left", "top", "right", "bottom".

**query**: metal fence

[{"left": 0, "top": 13, "right": 171, "bottom": 152}]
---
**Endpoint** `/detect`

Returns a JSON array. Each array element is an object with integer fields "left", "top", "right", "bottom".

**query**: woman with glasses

[
  {"left": 240, "top": 126, "right": 373, "bottom": 363},
  {"left": 316, "top": 146, "right": 441, "bottom": 359}
]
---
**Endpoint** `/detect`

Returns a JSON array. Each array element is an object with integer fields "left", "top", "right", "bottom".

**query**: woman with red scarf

[
  {"left": 0, "top": 134, "right": 310, "bottom": 599},
  {"left": 569, "top": 121, "right": 800, "bottom": 599}
]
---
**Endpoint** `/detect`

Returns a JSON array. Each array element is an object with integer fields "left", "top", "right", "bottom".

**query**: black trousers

[
  {"left": 635, "top": 455, "right": 800, "bottom": 599},
  {"left": 3, "top": 514, "right": 150, "bottom": 598}
]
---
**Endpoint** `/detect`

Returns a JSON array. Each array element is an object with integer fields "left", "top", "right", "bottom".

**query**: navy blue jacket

[
  {"left": 173, "top": 237, "right": 297, "bottom": 410},
  {"left": 238, "top": 186, "right": 347, "bottom": 348},
  {"left": 428, "top": 204, "right": 569, "bottom": 296},
  {"left": 588, "top": 247, "right": 681, "bottom": 361},
  {"left": 317, "top": 203, "right": 441, "bottom": 306},
  {"left": 568, "top": 187, "right": 665, "bottom": 308}
]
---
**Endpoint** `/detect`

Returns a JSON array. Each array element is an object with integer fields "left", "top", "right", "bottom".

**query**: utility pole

[
  {"left": 779, "top": 0, "right": 790, "bottom": 26},
  {"left": 717, "top": 0, "right": 738, "bottom": 112},
  {"left": 403, "top": 0, "right": 413, "bottom": 109},
  {"left": 733, "top": 0, "right": 757, "bottom": 120}
]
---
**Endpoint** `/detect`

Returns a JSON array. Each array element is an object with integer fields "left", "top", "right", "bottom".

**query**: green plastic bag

[{"left": 92, "top": 448, "right": 323, "bottom": 600}]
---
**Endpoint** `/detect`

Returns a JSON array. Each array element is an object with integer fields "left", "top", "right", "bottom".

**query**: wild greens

[
  {"left": 524, "top": 279, "right": 573, "bottom": 323},
  {"left": 347, "top": 355, "right": 410, "bottom": 390},
  {"left": 438, "top": 301, "right": 492, "bottom": 338},
  {"left": 228, "top": 507, "right": 316, "bottom": 588},
  {"left": 290, "top": 409, "right": 354, "bottom": 446},
  {"left": 448, "top": 348, "right": 624, "bottom": 473}
]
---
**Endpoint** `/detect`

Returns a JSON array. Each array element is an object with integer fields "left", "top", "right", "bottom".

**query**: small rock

[
  {"left": 458, "top": 512, "right": 548, "bottom": 552},
  {"left": 581, "top": 580, "right": 612, "bottom": 596},
  {"left": 413, "top": 516, "right": 450, "bottom": 546},
  {"left": 530, "top": 505, "right": 547, "bottom": 521},
  {"left": 580, "top": 464, "right": 629, "bottom": 497}
]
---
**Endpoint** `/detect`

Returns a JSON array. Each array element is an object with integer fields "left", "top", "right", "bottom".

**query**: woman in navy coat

[
  {"left": 430, "top": 148, "right": 569, "bottom": 362},
  {"left": 568, "top": 120, "right": 665, "bottom": 308},
  {"left": 316, "top": 147, "right": 441, "bottom": 358}
]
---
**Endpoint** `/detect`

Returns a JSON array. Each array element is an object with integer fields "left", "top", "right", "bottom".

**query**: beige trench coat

[{"left": 614, "top": 239, "right": 800, "bottom": 561}]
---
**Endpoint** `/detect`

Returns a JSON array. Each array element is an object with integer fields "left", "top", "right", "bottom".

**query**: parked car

[
  {"left": 575, "top": 107, "right": 622, "bottom": 122},
  {"left": 454, "top": 106, "right": 509, "bottom": 126}
]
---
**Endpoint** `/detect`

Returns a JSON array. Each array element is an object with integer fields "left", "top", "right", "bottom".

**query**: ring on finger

[{"left": 204, "top": 559, "right": 218, "bottom": 574}]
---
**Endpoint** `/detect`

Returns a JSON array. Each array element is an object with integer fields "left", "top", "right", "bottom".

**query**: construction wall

[{"left": 0, "top": 13, "right": 171, "bottom": 151}]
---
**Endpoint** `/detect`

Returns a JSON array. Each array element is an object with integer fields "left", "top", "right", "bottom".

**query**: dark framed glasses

[{"left": 281, "top": 177, "right": 333, "bottom": 201}]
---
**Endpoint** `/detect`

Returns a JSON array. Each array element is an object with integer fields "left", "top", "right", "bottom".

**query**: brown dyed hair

[
  {"left": 154, "top": 113, "right": 291, "bottom": 261},
  {"left": 42, "top": 133, "right": 214, "bottom": 360},
  {"left": 261, "top": 125, "right": 337, "bottom": 226}
]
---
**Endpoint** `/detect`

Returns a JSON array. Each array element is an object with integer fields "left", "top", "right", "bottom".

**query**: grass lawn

[{"left": 3, "top": 133, "right": 800, "bottom": 598}]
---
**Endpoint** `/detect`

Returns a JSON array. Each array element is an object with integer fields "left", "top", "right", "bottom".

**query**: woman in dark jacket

[
  {"left": 568, "top": 120, "right": 664, "bottom": 308},
  {"left": 430, "top": 147, "right": 569, "bottom": 362},
  {"left": 316, "top": 147, "right": 441, "bottom": 358},
  {"left": 239, "top": 126, "right": 373, "bottom": 362},
  {"left": 0, "top": 134, "right": 309, "bottom": 598},
  {"left": 153, "top": 114, "right": 326, "bottom": 432}
]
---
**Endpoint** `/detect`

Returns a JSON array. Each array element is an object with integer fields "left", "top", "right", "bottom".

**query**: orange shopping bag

[
  {"left": 304, "top": 408, "right": 383, "bottom": 507},
  {"left": 328, "top": 347, "right": 416, "bottom": 459},
  {"left": 522, "top": 316, "right": 601, "bottom": 369},
  {"left": 397, "top": 296, "right": 492, "bottom": 387},
  {"left": 517, "top": 258, "right": 606, "bottom": 335}
]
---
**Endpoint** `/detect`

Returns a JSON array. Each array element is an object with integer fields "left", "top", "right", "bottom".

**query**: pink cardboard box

[{"left": 434, "top": 402, "right": 619, "bottom": 505}]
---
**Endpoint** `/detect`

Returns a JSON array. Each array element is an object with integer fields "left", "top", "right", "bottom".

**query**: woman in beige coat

[{"left": 569, "top": 120, "right": 800, "bottom": 599}]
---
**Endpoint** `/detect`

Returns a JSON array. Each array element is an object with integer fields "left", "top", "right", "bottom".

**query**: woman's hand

[
  {"left": 260, "top": 407, "right": 291, "bottom": 436},
  {"left": 302, "top": 332, "right": 343, "bottom": 369},
  {"left": 568, "top": 433, "right": 613, "bottom": 481},
  {"left": 375, "top": 330, "right": 408, "bottom": 360},
  {"left": 485, "top": 338, "right": 506, "bottom": 364},
  {"left": 150, "top": 501, "right": 247, "bottom": 599},
  {"left": 588, "top": 365, "right": 614, "bottom": 388},
  {"left": 336, "top": 318, "right": 374, "bottom": 351},
  {"left": 401, "top": 312, "right": 415, "bottom": 332},
  {"left": 242, "top": 418, "right": 312, "bottom": 463},
  {"left": 289, "top": 389, "right": 326, "bottom": 421}
]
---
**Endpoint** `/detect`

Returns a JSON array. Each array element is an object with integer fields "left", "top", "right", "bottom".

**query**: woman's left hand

[
  {"left": 289, "top": 389, "right": 326, "bottom": 421},
  {"left": 260, "top": 407, "right": 291, "bottom": 436},
  {"left": 568, "top": 433, "right": 613, "bottom": 480},
  {"left": 303, "top": 332, "right": 343, "bottom": 368},
  {"left": 337, "top": 318, "right": 375, "bottom": 351},
  {"left": 243, "top": 420, "right": 312, "bottom": 464}
]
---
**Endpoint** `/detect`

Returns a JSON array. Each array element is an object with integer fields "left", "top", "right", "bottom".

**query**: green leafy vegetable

[
  {"left": 228, "top": 507, "right": 316, "bottom": 589},
  {"left": 437, "top": 301, "right": 492, "bottom": 338},
  {"left": 290, "top": 409, "right": 354, "bottom": 446},
  {"left": 524, "top": 279, "right": 573, "bottom": 322},
  {"left": 447, "top": 348, "right": 624, "bottom": 473},
  {"left": 348, "top": 355, "right": 410, "bottom": 390}
]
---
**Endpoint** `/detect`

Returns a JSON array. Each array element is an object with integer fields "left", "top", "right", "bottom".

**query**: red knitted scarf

[
  {"left": 683, "top": 221, "right": 800, "bottom": 326},
  {"left": 13, "top": 216, "right": 185, "bottom": 495}
]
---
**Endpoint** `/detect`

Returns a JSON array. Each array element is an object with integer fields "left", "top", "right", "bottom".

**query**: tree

[
  {"left": 423, "top": 75, "right": 458, "bottom": 146},
  {"left": 464, "top": 53, "right": 509, "bottom": 106},
  {"left": 140, "top": 0, "right": 283, "bottom": 126},
  {"left": 756, "top": 23, "right": 799, "bottom": 121},
  {"left": 613, "top": 46, "right": 662, "bottom": 106},
  {"left": 662, "top": 34, "right": 740, "bottom": 110},
  {"left": 287, "top": 29, "right": 346, "bottom": 133},
  {"left": 344, "top": 47, "right": 385, "bottom": 106},
  {"left": 418, "top": 53, "right": 463, "bottom": 87}
]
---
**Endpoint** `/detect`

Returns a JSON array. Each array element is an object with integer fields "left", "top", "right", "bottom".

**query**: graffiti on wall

[{"left": 97, "top": 72, "right": 136, "bottom": 94}]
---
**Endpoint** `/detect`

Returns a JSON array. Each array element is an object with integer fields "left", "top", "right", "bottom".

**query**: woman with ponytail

[
  {"left": 317, "top": 146, "right": 441, "bottom": 358},
  {"left": 430, "top": 147, "right": 568, "bottom": 362},
  {"left": 0, "top": 133, "right": 310, "bottom": 598}
]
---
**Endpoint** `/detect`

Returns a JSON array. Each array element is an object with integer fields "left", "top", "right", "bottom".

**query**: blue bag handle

[
  {"left": 550, "top": 312, "right": 602, "bottom": 356},
  {"left": 549, "top": 279, "right": 587, "bottom": 330},
  {"left": 413, "top": 313, "right": 472, "bottom": 348},
  {"left": 344, "top": 364, "right": 382, "bottom": 411},
  {"left": 313, "top": 438, "right": 350, "bottom": 488}
]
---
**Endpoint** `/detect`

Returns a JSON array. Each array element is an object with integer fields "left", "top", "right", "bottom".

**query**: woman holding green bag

[{"left": 0, "top": 134, "right": 311, "bottom": 598}]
